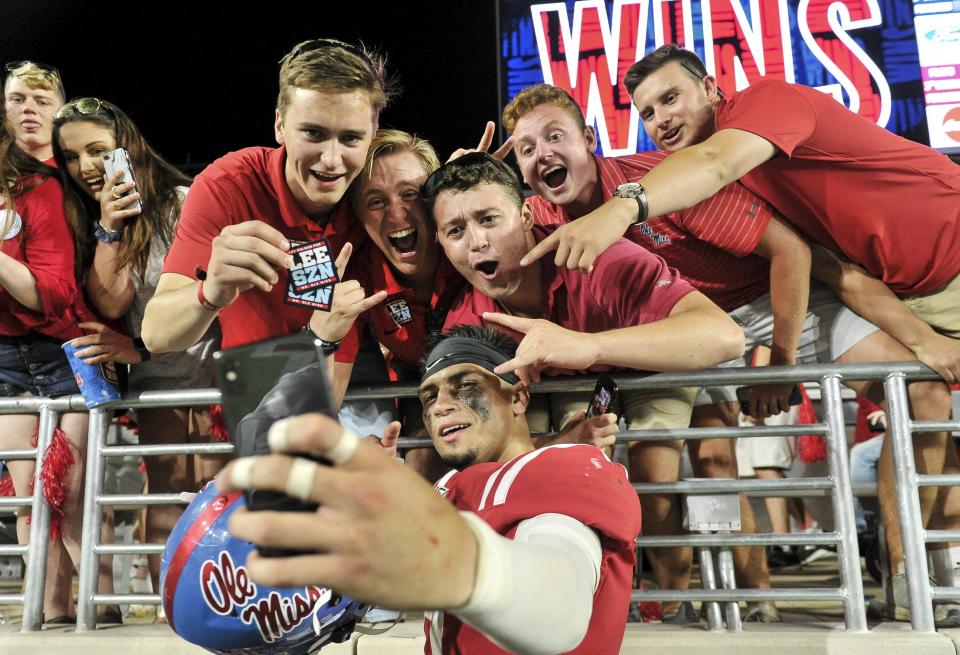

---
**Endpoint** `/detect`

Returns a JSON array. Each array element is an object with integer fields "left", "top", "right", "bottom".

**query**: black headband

[{"left": 421, "top": 337, "right": 519, "bottom": 386}]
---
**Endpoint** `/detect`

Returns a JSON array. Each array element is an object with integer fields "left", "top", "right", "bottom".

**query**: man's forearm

[
  {"left": 640, "top": 129, "right": 777, "bottom": 220},
  {"left": 767, "top": 250, "right": 810, "bottom": 365},
  {"left": 591, "top": 295, "right": 745, "bottom": 371},
  {"left": 811, "top": 246, "right": 935, "bottom": 351},
  {"left": 141, "top": 277, "right": 219, "bottom": 353}
]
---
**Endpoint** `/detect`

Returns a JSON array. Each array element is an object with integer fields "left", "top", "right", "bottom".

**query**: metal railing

[
  {"left": 3, "top": 361, "right": 957, "bottom": 633},
  {"left": 0, "top": 395, "right": 87, "bottom": 631}
]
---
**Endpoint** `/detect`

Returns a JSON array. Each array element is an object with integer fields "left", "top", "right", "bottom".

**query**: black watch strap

[{"left": 302, "top": 324, "right": 341, "bottom": 357}]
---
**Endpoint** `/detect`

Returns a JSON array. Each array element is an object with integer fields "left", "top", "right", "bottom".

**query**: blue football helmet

[{"left": 160, "top": 481, "right": 369, "bottom": 654}]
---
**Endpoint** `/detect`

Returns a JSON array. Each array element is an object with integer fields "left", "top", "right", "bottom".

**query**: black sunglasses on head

[
  {"left": 679, "top": 59, "right": 724, "bottom": 99},
  {"left": 4, "top": 60, "right": 60, "bottom": 76},
  {"left": 4, "top": 60, "right": 65, "bottom": 97}
]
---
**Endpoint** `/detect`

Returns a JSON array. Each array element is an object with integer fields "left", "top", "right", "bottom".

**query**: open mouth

[
  {"left": 387, "top": 227, "right": 418, "bottom": 256},
  {"left": 84, "top": 175, "right": 104, "bottom": 192},
  {"left": 311, "top": 170, "right": 344, "bottom": 184},
  {"left": 661, "top": 126, "right": 682, "bottom": 145},
  {"left": 542, "top": 164, "right": 568, "bottom": 189},
  {"left": 473, "top": 260, "right": 499, "bottom": 279},
  {"left": 439, "top": 423, "right": 470, "bottom": 442}
]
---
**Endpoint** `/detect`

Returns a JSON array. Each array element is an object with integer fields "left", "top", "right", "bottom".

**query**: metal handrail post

[
  {"left": 20, "top": 405, "right": 58, "bottom": 632},
  {"left": 697, "top": 546, "right": 723, "bottom": 630},
  {"left": 820, "top": 375, "right": 867, "bottom": 632},
  {"left": 883, "top": 373, "right": 935, "bottom": 631},
  {"left": 716, "top": 538, "right": 741, "bottom": 631},
  {"left": 76, "top": 408, "right": 110, "bottom": 632}
]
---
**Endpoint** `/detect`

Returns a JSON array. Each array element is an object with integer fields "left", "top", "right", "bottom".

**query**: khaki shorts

[
  {"left": 902, "top": 273, "right": 960, "bottom": 338},
  {"left": 736, "top": 405, "right": 797, "bottom": 476},
  {"left": 526, "top": 386, "right": 697, "bottom": 434}
]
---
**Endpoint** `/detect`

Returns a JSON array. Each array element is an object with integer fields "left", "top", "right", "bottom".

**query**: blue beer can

[{"left": 62, "top": 341, "right": 121, "bottom": 408}]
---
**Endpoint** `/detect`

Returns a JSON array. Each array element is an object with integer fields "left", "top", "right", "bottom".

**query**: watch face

[{"left": 616, "top": 183, "right": 643, "bottom": 198}]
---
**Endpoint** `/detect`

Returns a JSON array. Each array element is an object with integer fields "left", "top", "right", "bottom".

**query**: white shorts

[
  {"left": 736, "top": 405, "right": 797, "bottom": 476},
  {"left": 696, "top": 283, "right": 880, "bottom": 406}
]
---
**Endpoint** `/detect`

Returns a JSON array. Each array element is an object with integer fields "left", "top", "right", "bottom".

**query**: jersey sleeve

[
  {"left": 162, "top": 171, "right": 232, "bottom": 279},
  {"left": 589, "top": 239, "right": 695, "bottom": 323},
  {"left": 718, "top": 80, "right": 816, "bottom": 158},
  {"left": 678, "top": 181, "right": 774, "bottom": 256},
  {"left": 486, "top": 445, "right": 641, "bottom": 545}
]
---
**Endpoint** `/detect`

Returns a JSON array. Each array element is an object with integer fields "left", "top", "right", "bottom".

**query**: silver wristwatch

[{"left": 613, "top": 182, "right": 649, "bottom": 224}]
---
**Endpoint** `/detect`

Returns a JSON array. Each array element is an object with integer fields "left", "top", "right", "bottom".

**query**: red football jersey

[{"left": 424, "top": 444, "right": 641, "bottom": 655}]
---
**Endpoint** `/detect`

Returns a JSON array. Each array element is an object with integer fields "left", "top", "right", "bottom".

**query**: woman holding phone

[
  {"left": 53, "top": 98, "right": 222, "bottom": 608},
  {"left": 0, "top": 113, "right": 120, "bottom": 623}
]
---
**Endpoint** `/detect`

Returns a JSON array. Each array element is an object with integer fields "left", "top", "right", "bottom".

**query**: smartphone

[
  {"left": 214, "top": 333, "right": 334, "bottom": 556},
  {"left": 736, "top": 385, "right": 802, "bottom": 416},
  {"left": 586, "top": 375, "right": 618, "bottom": 418},
  {"left": 101, "top": 147, "right": 143, "bottom": 213}
]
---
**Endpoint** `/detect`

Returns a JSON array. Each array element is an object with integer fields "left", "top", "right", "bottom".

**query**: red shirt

[
  {"left": 0, "top": 175, "right": 82, "bottom": 340},
  {"left": 342, "top": 243, "right": 466, "bottom": 374},
  {"left": 444, "top": 226, "right": 694, "bottom": 373},
  {"left": 526, "top": 154, "right": 772, "bottom": 311},
  {"left": 162, "top": 146, "right": 366, "bottom": 351},
  {"left": 716, "top": 79, "right": 960, "bottom": 297},
  {"left": 424, "top": 444, "right": 641, "bottom": 655}
]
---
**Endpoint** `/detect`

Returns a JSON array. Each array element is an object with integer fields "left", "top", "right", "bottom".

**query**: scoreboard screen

[{"left": 498, "top": 0, "right": 960, "bottom": 155}]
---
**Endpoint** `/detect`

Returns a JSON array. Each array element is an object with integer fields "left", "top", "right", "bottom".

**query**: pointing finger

[
  {"left": 482, "top": 312, "right": 534, "bottom": 334},
  {"left": 520, "top": 230, "right": 560, "bottom": 267}
]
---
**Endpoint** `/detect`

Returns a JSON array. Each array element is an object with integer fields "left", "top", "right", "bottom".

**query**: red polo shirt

[
  {"left": 716, "top": 79, "right": 960, "bottom": 297},
  {"left": 162, "top": 146, "right": 366, "bottom": 351},
  {"left": 444, "top": 226, "right": 694, "bottom": 372},
  {"left": 526, "top": 154, "right": 773, "bottom": 312},
  {"left": 342, "top": 243, "right": 466, "bottom": 374}
]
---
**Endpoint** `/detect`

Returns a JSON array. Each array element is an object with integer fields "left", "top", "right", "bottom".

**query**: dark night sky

[{"left": 2, "top": 0, "right": 502, "bottom": 171}]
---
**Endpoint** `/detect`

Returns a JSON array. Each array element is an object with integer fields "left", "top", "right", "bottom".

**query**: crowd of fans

[{"left": 1, "top": 36, "right": 959, "bottom": 653}]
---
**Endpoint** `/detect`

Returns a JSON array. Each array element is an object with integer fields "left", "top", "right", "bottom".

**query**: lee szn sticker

[
  {"left": 285, "top": 238, "right": 339, "bottom": 312},
  {"left": 289, "top": 239, "right": 338, "bottom": 292}
]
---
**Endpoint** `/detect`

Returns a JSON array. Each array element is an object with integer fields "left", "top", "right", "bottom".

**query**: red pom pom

[
  {"left": 795, "top": 386, "right": 826, "bottom": 464},
  {"left": 209, "top": 404, "right": 230, "bottom": 443},
  {"left": 0, "top": 474, "right": 14, "bottom": 497},
  {"left": 637, "top": 583, "right": 664, "bottom": 622},
  {"left": 37, "top": 426, "right": 76, "bottom": 541}
]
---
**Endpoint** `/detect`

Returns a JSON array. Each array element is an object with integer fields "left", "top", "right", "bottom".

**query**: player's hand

[
  {"left": 364, "top": 421, "right": 401, "bottom": 459},
  {"left": 97, "top": 170, "right": 141, "bottom": 231},
  {"left": 483, "top": 312, "right": 600, "bottom": 385},
  {"left": 913, "top": 332, "right": 960, "bottom": 384},
  {"left": 203, "top": 221, "right": 294, "bottom": 308},
  {"left": 445, "top": 121, "right": 515, "bottom": 163},
  {"left": 520, "top": 197, "right": 638, "bottom": 273},
  {"left": 217, "top": 413, "right": 478, "bottom": 610},
  {"left": 72, "top": 322, "right": 142, "bottom": 365},
  {"left": 308, "top": 242, "right": 387, "bottom": 342},
  {"left": 553, "top": 410, "right": 618, "bottom": 449}
]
